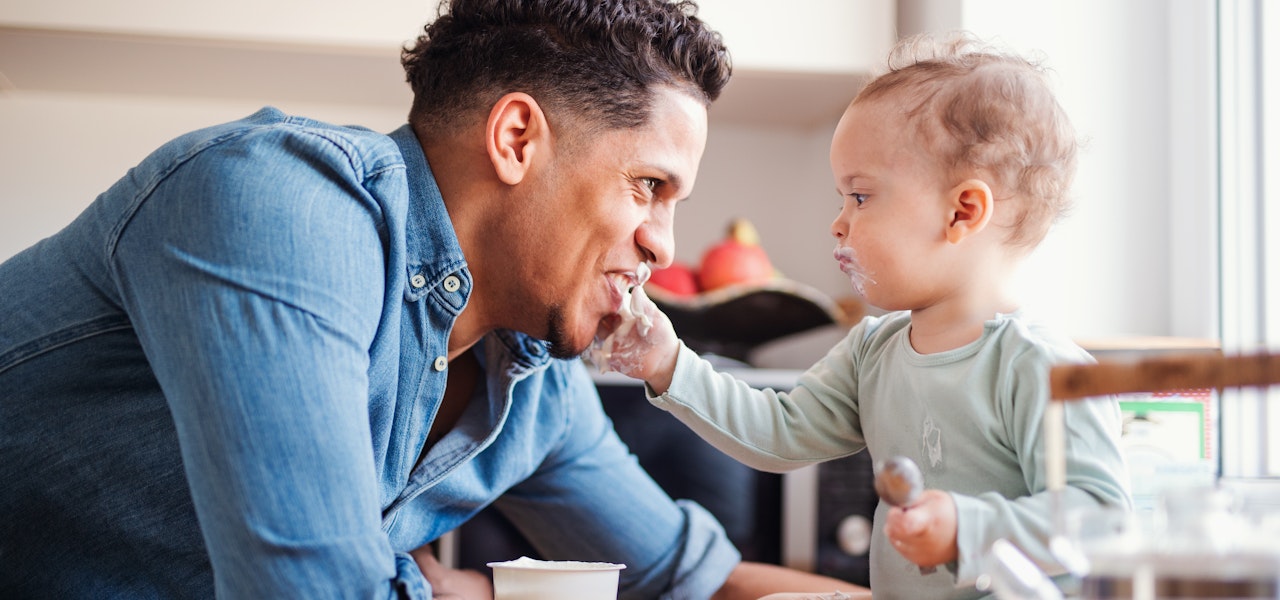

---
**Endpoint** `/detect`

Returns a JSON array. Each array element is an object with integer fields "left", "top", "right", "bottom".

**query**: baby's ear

[{"left": 944, "top": 179, "right": 994, "bottom": 244}]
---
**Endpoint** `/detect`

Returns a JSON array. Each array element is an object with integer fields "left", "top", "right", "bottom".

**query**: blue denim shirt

[{"left": 0, "top": 107, "right": 738, "bottom": 599}]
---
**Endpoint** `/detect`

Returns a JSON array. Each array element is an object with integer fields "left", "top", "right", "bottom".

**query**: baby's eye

[{"left": 849, "top": 192, "right": 868, "bottom": 206}]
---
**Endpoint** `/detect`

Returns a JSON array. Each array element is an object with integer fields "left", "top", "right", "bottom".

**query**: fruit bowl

[{"left": 647, "top": 278, "right": 852, "bottom": 363}]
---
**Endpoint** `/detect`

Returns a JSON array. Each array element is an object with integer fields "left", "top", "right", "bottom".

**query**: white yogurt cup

[{"left": 488, "top": 556, "right": 626, "bottom": 600}]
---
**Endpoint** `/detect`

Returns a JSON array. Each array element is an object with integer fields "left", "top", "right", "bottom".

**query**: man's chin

[
  {"left": 543, "top": 306, "right": 595, "bottom": 359},
  {"left": 545, "top": 328, "right": 595, "bottom": 360},
  {"left": 549, "top": 341, "right": 588, "bottom": 360}
]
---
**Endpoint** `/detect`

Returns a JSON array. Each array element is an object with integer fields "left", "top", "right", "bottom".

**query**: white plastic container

[
  {"left": 1073, "top": 487, "right": 1280, "bottom": 599},
  {"left": 488, "top": 557, "right": 626, "bottom": 600}
]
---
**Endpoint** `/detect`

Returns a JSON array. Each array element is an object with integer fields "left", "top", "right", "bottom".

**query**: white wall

[
  {"left": 677, "top": 123, "right": 849, "bottom": 298},
  {"left": 976, "top": 1, "right": 1174, "bottom": 339},
  {"left": 701, "top": 0, "right": 1219, "bottom": 364},
  {"left": 0, "top": 92, "right": 408, "bottom": 260},
  {"left": 896, "top": 0, "right": 1217, "bottom": 341}
]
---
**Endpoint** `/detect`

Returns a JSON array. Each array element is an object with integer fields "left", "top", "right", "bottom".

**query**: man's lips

[
  {"left": 604, "top": 265, "right": 651, "bottom": 314},
  {"left": 604, "top": 273, "right": 634, "bottom": 314},
  {"left": 607, "top": 278, "right": 626, "bottom": 313}
]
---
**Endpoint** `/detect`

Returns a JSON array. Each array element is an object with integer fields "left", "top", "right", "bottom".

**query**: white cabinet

[
  {"left": 0, "top": 0, "right": 429, "bottom": 110},
  {"left": 699, "top": 0, "right": 894, "bottom": 127},
  {"left": 698, "top": 0, "right": 893, "bottom": 75},
  {"left": 0, "top": 0, "right": 891, "bottom": 72},
  {"left": 0, "top": 0, "right": 894, "bottom": 127},
  {"left": 0, "top": 0, "right": 435, "bottom": 47}
]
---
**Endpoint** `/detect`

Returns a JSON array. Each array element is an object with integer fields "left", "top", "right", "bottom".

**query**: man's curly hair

[{"left": 402, "top": 0, "right": 732, "bottom": 137}]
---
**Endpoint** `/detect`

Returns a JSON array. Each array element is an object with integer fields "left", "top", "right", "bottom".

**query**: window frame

[{"left": 1217, "top": 0, "right": 1279, "bottom": 480}]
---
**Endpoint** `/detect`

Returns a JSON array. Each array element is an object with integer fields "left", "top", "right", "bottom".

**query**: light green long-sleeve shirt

[{"left": 650, "top": 311, "right": 1132, "bottom": 599}]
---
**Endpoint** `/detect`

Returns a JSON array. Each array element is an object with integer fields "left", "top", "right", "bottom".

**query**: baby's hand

[
  {"left": 590, "top": 284, "right": 680, "bottom": 392},
  {"left": 883, "top": 489, "right": 958, "bottom": 568}
]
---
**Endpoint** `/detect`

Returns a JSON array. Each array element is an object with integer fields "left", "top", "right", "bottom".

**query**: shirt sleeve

[
  {"left": 648, "top": 338, "right": 867, "bottom": 473},
  {"left": 110, "top": 124, "right": 427, "bottom": 598},
  {"left": 490, "top": 360, "right": 741, "bottom": 600},
  {"left": 950, "top": 348, "right": 1132, "bottom": 586}
]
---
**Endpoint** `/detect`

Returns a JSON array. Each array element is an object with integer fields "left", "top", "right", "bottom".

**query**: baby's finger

[{"left": 898, "top": 506, "right": 930, "bottom": 537}]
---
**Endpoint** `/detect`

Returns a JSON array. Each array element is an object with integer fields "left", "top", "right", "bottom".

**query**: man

[{"left": 0, "top": 0, "right": 864, "bottom": 598}]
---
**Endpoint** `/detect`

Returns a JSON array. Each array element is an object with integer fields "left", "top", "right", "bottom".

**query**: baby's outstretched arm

[
  {"left": 590, "top": 282, "right": 682, "bottom": 393},
  {"left": 593, "top": 274, "right": 865, "bottom": 475}
]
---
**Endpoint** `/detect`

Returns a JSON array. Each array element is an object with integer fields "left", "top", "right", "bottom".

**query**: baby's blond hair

[{"left": 854, "top": 32, "right": 1078, "bottom": 250}]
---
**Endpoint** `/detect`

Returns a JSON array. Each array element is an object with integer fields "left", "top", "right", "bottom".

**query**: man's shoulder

[{"left": 161, "top": 107, "right": 405, "bottom": 180}]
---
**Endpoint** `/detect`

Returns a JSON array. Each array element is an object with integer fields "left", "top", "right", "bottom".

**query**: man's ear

[
  {"left": 945, "top": 178, "right": 995, "bottom": 244},
  {"left": 485, "top": 92, "right": 549, "bottom": 186}
]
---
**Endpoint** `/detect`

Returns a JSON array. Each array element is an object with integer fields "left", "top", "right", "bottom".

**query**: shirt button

[
  {"left": 442, "top": 275, "right": 461, "bottom": 293},
  {"left": 410, "top": 274, "right": 427, "bottom": 289},
  {"left": 433, "top": 356, "right": 448, "bottom": 371}
]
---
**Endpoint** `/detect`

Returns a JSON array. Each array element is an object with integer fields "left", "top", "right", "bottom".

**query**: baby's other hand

[{"left": 883, "top": 489, "right": 958, "bottom": 568}]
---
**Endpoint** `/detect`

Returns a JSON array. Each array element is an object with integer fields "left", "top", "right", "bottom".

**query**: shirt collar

[
  {"left": 390, "top": 124, "right": 552, "bottom": 371},
  {"left": 390, "top": 124, "right": 467, "bottom": 294}
]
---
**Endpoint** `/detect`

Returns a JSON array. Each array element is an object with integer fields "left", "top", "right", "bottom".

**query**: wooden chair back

[
  {"left": 1049, "top": 350, "right": 1280, "bottom": 401},
  {"left": 1042, "top": 348, "right": 1280, "bottom": 499}
]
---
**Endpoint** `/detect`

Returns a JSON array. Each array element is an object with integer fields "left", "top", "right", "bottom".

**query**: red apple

[
  {"left": 698, "top": 218, "right": 775, "bottom": 292},
  {"left": 648, "top": 261, "right": 700, "bottom": 296}
]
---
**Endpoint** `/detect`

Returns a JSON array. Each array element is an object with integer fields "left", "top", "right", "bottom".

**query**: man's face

[{"left": 511, "top": 86, "right": 708, "bottom": 357}]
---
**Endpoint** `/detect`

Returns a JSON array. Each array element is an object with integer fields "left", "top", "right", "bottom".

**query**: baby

[{"left": 595, "top": 32, "right": 1132, "bottom": 599}]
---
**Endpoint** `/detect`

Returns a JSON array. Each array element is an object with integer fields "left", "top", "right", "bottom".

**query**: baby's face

[{"left": 827, "top": 99, "right": 955, "bottom": 311}]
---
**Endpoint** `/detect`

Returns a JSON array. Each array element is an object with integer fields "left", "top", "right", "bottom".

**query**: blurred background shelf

[{"left": 649, "top": 279, "right": 861, "bottom": 364}]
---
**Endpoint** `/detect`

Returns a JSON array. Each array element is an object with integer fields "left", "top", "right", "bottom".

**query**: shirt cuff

[
  {"left": 661, "top": 499, "right": 742, "bottom": 600},
  {"left": 647, "top": 343, "right": 701, "bottom": 405},
  {"left": 392, "top": 552, "right": 431, "bottom": 599},
  {"left": 952, "top": 492, "right": 990, "bottom": 586}
]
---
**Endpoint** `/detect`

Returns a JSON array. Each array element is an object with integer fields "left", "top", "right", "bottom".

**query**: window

[{"left": 1218, "top": 0, "right": 1280, "bottom": 479}]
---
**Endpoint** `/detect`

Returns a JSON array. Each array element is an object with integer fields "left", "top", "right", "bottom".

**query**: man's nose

[{"left": 638, "top": 214, "right": 675, "bottom": 269}]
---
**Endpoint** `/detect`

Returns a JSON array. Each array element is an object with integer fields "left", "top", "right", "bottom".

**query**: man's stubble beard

[{"left": 544, "top": 304, "right": 586, "bottom": 360}]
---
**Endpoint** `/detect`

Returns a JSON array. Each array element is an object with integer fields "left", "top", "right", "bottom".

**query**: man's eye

[{"left": 641, "top": 177, "right": 660, "bottom": 192}]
